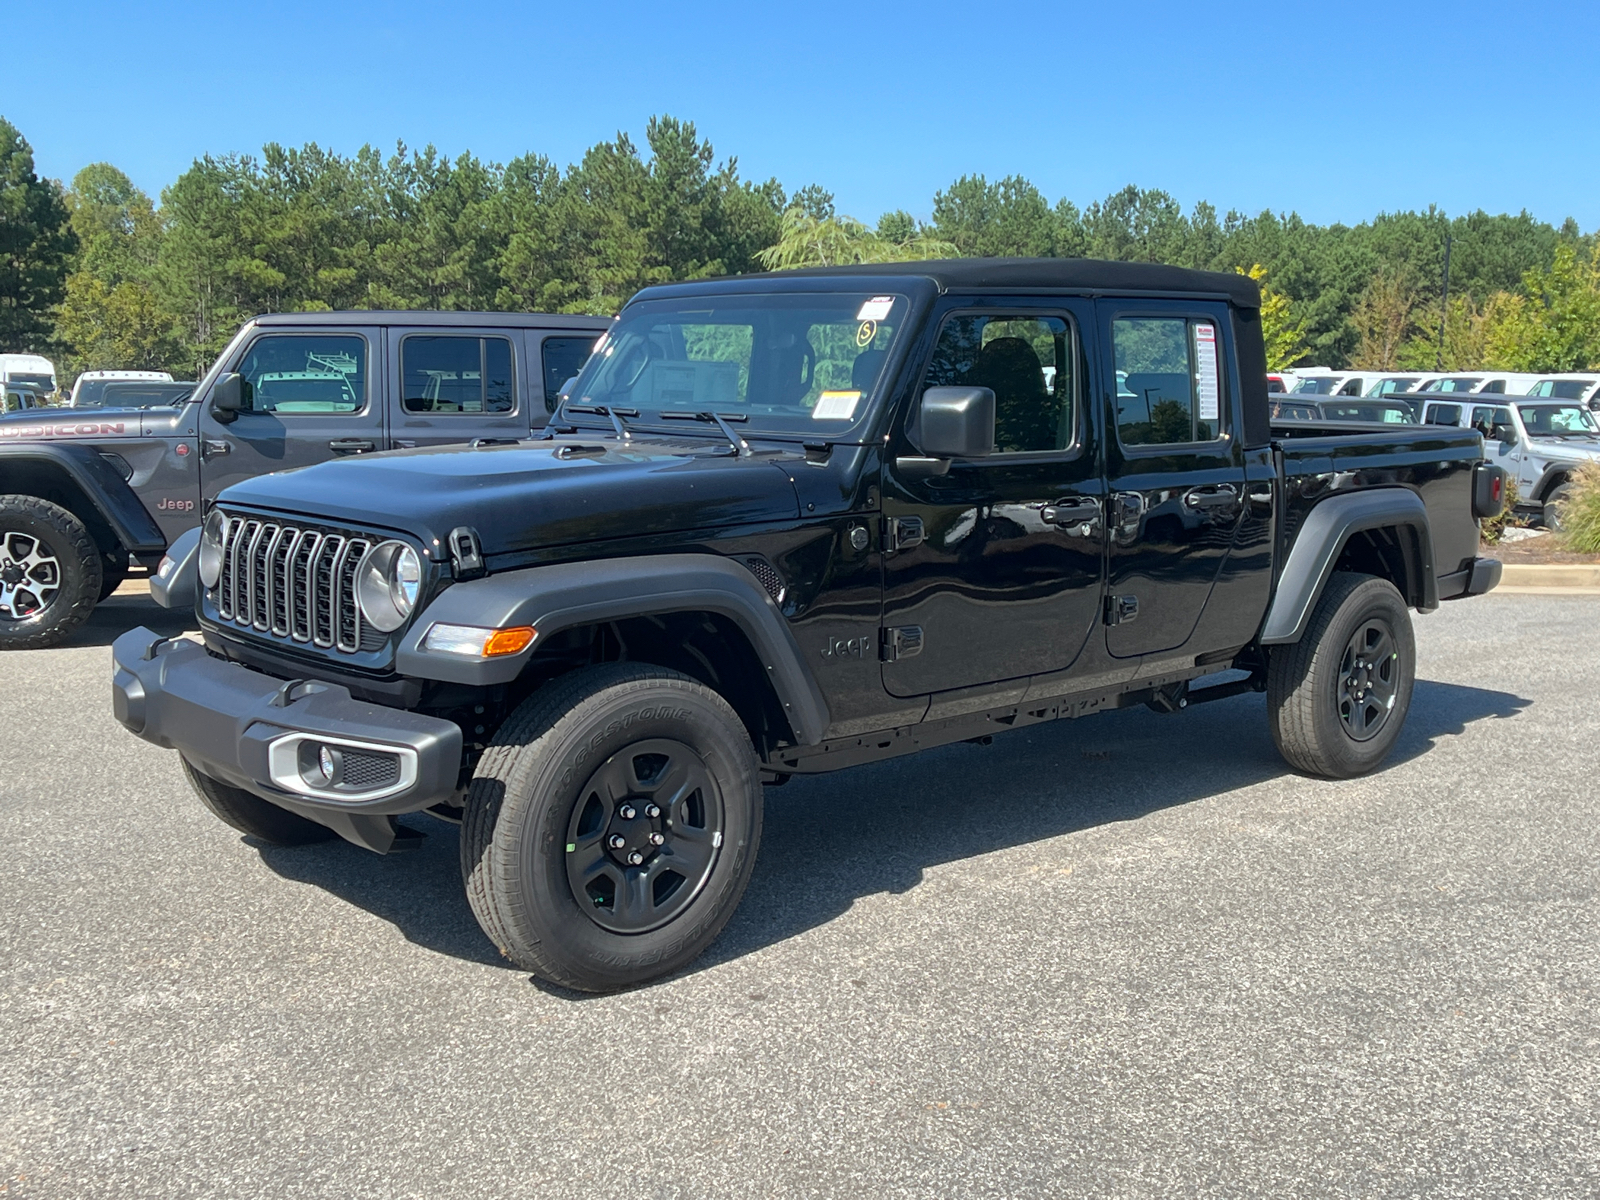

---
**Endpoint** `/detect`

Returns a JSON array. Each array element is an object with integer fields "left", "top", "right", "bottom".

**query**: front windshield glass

[
  {"left": 1369, "top": 377, "right": 1418, "bottom": 395},
  {"left": 10, "top": 373, "right": 54, "bottom": 392},
  {"left": 1291, "top": 378, "right": 1339, "bottom": 395},
  {"left": 566, "top": 293, "right": 907, "bottom": 435},
  {"left": 88, "top": 382, "right": 194, "bottom": 409},
  {"left": 1517, "top": 403, "right": 1600, "bottom": 436}
]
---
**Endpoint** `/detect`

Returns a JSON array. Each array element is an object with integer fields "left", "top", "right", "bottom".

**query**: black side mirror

[
  {"left": 898, "top": 387, "right": 995, "bottom": 478},
  {"left": 210, "top": 373, "right": 244, "bottom": 424},
  {"left": 1491, "top": 422, "right": 1515, "bottom": 444}
]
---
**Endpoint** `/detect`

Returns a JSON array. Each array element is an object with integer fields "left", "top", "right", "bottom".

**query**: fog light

[{"left": 317, "top": 744, "right": 337, "bottom": 782}]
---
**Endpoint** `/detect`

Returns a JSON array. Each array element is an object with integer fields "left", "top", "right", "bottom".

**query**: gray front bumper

[{"left": 112, "top": 627, "right": 463, "bottom": 849}]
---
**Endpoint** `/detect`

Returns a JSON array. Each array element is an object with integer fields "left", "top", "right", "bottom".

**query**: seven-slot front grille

[{"left": 214, "top": 515, "right": 373, "bottom": 653}]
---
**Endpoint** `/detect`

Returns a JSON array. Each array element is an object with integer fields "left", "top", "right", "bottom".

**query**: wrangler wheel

[
  {"left": 1267, "top": 572, "right": 1416, "bottom": 779},
  {"left": 0, "top": 495, "right": 101, "bottom": 651},
  {"left": 461, "top": 663, "right": 762, "bottom": 992}
]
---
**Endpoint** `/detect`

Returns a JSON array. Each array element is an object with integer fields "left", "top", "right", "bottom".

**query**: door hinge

[
  {"left": 880, "top": 625, "right": 924, "bottom": 662},
  {"left": 880, "top": 515, "right": 924, "bottom": 555},
  {"left": 1104, "top": 595, "right": 1139, "bottom": 626}
]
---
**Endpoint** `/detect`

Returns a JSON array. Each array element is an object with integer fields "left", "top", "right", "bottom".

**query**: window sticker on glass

[
  {"left": 1194, "top": 323, "right": 1220, "bottom": 421},
  {"left": 813, "top": 389, "right": 861, "bottom": 420},
  {"left": 856, "top": 296, "right": 895, "bottom": 322}
]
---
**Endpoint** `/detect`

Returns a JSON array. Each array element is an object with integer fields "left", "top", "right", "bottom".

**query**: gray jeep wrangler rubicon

[{"left": 113, "top": 259, "right": 1504, "bottom": 992}]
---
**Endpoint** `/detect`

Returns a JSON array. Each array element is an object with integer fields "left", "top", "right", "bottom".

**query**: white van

[
  {"left": 68, "top": 369, "right": 174, "bottom": 408},
  {"left": 0, "top": 353, "right": 58, "bottom": 397},
  {"left": 1414, "top": 373, "right": 1541, "bottom": 396},
  {"left": 1525, "top": 374, "right": 1600, "bottom": 406}
]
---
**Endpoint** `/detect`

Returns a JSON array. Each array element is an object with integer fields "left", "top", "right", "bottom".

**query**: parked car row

[{"left": 1277, "top": 367, "right": 1600, "bottom": 406}]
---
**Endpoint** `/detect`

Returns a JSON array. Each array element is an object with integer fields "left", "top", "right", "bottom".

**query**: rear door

[
  {"left": 198, "top": 328, "right": 383, "bottom": 503},
  {"left": 1099, "top": 301, "right": 1249, "bottom": 659},
  {"left": 533, "top": 331, "right": 607, "bottom": 428},
  {"left": 387, "top": 326, "right": 527, "bottom": 449}
]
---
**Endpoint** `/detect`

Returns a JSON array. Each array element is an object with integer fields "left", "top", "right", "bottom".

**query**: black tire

[
  {"left": 461, "top": 663, "right": 762, "bottom": 992},
  {"left": 1267, "top": 572, "right": 1416, "bottom": 779},
  {"left": 0, "top": 494, "right": 101, "bottom": 650},
  {"left": 1543, "top": 483, "right": 1572, "bottom": 532},
  {"left": 180, "top": 756, "right": 337, "bottom": 846}
]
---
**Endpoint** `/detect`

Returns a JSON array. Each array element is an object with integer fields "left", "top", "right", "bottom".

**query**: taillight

[{"left": 1473, "top": 463, "right": 1507, "bottom": 519}]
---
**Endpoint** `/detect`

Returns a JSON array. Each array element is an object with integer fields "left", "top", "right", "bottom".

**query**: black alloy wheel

[
  {"left": 1336, "top": 618, "right": 1400, "bottom": 741},
  {"left": 565, "top": 738, "right": 725, "bottom": 934}
]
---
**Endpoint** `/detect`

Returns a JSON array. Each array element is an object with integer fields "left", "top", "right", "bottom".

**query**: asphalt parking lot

[{"left": 2, "top": 590, "right": 1597, "bottom": 1198}]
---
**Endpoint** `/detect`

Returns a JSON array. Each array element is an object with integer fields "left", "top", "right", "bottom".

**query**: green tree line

[{"left": 2, "top": 112, "right": 1597, "bottom": 384}]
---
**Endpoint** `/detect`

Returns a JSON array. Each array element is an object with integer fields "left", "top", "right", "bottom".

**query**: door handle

[
  {"left": 328, "top": 439, "right": 375, "bottom": 454},
  {"left": 1041, "top": 499, "right": 1102, "bottom": 536},
  {"left": 1184, "top": 485, "right": 1240, "bottom": 510},
  {"left": 201, "top": 439, "right": 231, "bottom": 460}
]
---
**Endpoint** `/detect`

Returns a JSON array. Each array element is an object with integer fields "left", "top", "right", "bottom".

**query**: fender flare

[
  {"left": 1530, "top": 463, "right": 1574, "bottom": 504},
  {"left": 396, "top": 553, "right": 831, "bottom": 746},
  {"left": 0, "top": 442, "right": 166, "bottom": 555},
  {"left": 151, "top": 526, "right": 201, "bottom": 610},
  {"left": 1260, "top": 488, "right": 1436, "bottom": 645}
]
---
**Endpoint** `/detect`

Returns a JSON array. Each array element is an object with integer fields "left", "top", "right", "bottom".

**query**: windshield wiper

[
  {"left": 659, "top": 410, "right": 751, "bottom": 457},
  {"left": 564, "top": 404, "right": 637, "bottom": 440}
]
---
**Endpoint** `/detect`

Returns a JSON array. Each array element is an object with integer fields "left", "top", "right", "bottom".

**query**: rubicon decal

[{"left": 0, "top": 421, "right": 126, "bottom": 439}]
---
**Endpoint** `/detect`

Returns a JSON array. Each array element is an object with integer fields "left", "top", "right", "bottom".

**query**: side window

[
  {"left": 401, "top": 336, "right": 514, "bottom": 415},
  {"left": 1483, "top": 379, "right": 1506, "bottom": 393},
  {"left": 1425, "top": 403, "right": 1461, "bottom": 425},
  {"left": 1530, "top": 381, "right": 1553, "bottom": 396},
  {"left": 541, "top": 336, "right": 601, "bottom": 413},
  {"left": 1113, "top": 317, "right": 1223, "bottom": 446},
  {"left": 923, "top": 313, "right": 1074, "bottom": 453},
  {"left": 1337, "top": 377, "right": 1363, "bottom": 396},
  {"left": 236, "top": 335, "right": 365, "bottom": 414}
]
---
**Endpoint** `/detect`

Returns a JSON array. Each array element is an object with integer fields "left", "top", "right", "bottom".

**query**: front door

[
  {"left": 1100, "top": 302, "right": 1249, "bottom": 659},
  {"left": 387, "top": 327, "right": 528, "bottom": 449},
  {"left": 880, "top": 302, "right": 1105, "bottom": 698},
  {"left": 199, "top": 329, "right": 385, "bottom": 503}
]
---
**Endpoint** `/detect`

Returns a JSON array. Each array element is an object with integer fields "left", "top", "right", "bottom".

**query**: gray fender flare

[
  {"left": 396, "top": 553, "right": 830, "bottom": 746},
  {"left": 1260, "top": 488, "right": 1436, "bottom": 645},
  {"left": 0, "top": 442, "right": 166, "bottom": 555},
  {"left": 151, "top": 526, "right": 201, "bottom": 609}
]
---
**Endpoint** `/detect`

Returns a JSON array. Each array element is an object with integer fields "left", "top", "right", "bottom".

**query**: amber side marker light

[{"left": 422, "top": 623, "right": 538, "bottom": 658}]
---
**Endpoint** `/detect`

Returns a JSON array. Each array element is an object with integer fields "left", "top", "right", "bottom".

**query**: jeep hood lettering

[{"left": 218, "top": 440, "right": 804, "bottom": 557}]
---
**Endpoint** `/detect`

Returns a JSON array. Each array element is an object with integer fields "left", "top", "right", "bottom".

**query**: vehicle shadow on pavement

[
  {"left": 60, "top": 592, "right": 197, "bottom": 649},
  {"left": 236, "top": 678, "right": 1528, "bottom": 986},
  {"left": 253, "top": 813, "right": 510, "bottom": 969}
]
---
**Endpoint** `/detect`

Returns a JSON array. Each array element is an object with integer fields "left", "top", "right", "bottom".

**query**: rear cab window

[{"left": 1113, "top": 316, "right": 1226, "bottom": 447}]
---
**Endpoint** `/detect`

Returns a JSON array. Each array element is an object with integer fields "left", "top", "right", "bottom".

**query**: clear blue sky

[{"left": 11, "top": 0, "right": 1598, "bottom": 230}]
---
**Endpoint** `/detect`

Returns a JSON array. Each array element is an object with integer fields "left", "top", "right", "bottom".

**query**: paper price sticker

[
  {"left": 855, "top": 296, "right": 895, "bottom": 322},
  {"left": 1194, "top": 323, "right": 1220, "bottom": 421},
  {"left": 812, "top": 390, "right": 860, "bottom": 420}
]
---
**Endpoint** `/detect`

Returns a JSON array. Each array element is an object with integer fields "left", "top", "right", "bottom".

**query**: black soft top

[{"left": 760, "top": 258, "right": 1262, "bottom": 309}]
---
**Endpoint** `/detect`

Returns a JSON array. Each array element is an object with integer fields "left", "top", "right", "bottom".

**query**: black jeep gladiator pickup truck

[
  {"left": 112, "top": 259, "right": 1505, "bottom": 992},
  {"left": 0, "top": 310, "right": 606, "bottom": 648}
]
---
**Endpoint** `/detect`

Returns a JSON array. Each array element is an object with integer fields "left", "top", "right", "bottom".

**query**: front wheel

[
  {"left": 461, "top": 664, "right": 762, "bottom": 992},
  {"left": 0, "top": 495, "right": 101, "bottom": 650},
  {"left": 1543, "top": 483, "right": 1573, "bottom": 531},
  {"left": 1267, "top": 572, "right": 1416, "bottom": 779}
]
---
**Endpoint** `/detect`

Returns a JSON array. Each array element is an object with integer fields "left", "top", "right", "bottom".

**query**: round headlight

[
  {"left": 198, "top": 509, "right": 226, "bottom": 589},
  {"left": 355, "top": 540, "right": 421, "bottom": 633}
]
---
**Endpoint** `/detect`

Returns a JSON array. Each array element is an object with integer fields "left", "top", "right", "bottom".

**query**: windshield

[
  {"left": 1320, "top": 402, "right": 1416, "bottom": 423},
  {"left": 1368, "top": 377, "right": 1418, "bottom": 395},
  {"left": 8, "top": 372, "right": 54, "bottom": 392},
  {"left": 1291, "top": 377, "right": 1340, "bottom": 395},
  {"left": 565, "top": 293, "right": 907, "bottom": 436},
  {"left": 86, "top": 382, "right": 194, "bottom": 409},
  {"left": 1516, "top": 403, "right": 1600, "bottom": 437}
]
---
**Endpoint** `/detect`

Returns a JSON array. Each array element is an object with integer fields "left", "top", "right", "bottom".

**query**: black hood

[{"left": 219, "top": 437, "right": 804, "bottom": 559}]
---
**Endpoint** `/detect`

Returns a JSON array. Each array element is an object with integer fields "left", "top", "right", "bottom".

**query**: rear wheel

[
  {"left": 461, "top": 663, "right": 762, "bottom": 992},
  {"left": 180, "top": 757, "right": 337, "bottom": 845},
  {"left": 0, "top": 495, "right": 101, "bottom": 650},
  {"left": 1267, "top": 572, "right": 1415, "bottom": 779}
]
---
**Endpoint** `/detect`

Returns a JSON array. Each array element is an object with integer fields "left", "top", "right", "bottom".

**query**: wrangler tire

[
  {"left": 1267, "top": 571, "right": 1415, "bottom": 779},
  {"left": 461, "top": 663, "right": 762, "bottom": 992},
  {"left": 0, "top": 494, "right": 101, "bottom": 651},
  {"left": 181, "top": 756, "right": 337, "bottom": 846}
]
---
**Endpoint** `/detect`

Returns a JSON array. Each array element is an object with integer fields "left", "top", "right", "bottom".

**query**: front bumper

[{"left": 112, "top": 627, "right": 463, "bottom": 851}]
